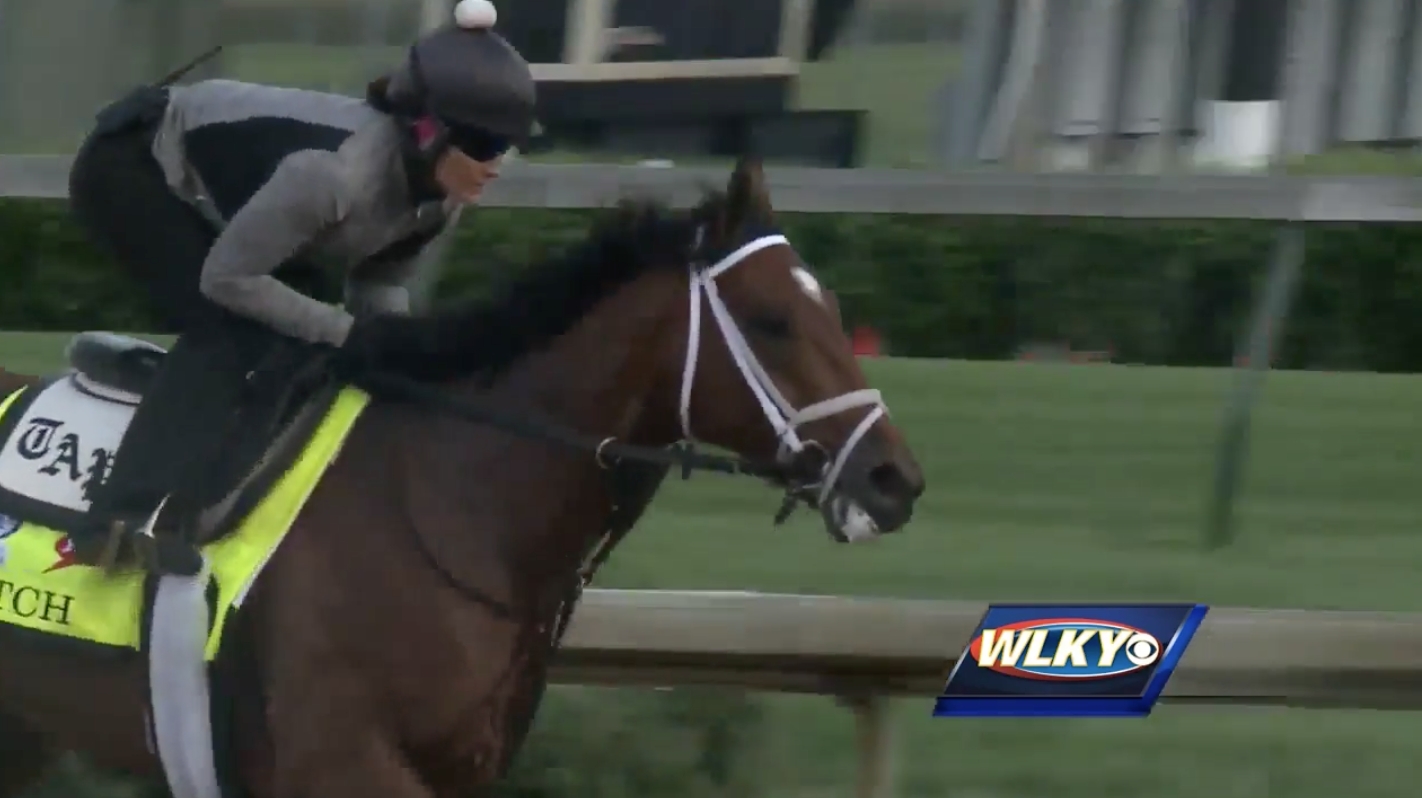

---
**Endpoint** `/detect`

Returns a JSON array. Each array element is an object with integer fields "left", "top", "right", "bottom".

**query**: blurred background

[
  {"left": 5, "top": 0, "right": 1419, "bottom": 171},
  {"left": 7, "top": 1, "right": 1422, "bottom": 797},
  {"left": 0, "top": 0, "right": 957, "bottom": 165}
]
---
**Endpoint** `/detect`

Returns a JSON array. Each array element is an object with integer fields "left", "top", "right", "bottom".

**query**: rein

[{"left": 359, "top": 371, "right": 774, "bottom": 481}]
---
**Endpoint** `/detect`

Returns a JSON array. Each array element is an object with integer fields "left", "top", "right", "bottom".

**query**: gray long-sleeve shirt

[{"left": 150, "top": 79, "right": 462, "bottom": 346}]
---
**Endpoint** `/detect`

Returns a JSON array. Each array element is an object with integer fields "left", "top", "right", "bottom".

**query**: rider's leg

[
  {"left": 83, "top": 320, "right": 271, "bottom": 574},
  {"left": 67, "top": 98, "right": 228, "bottom": 574},
  {"left": 67, "top": 92, "right": 329, "bottom": 574},
  {"left": 69, "top": 94, "right": 221, "bottom": 333}
]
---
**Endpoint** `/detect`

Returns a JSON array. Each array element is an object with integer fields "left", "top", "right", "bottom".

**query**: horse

[{"left": 0, "top": 156, "right": 924, "bottom": 798}]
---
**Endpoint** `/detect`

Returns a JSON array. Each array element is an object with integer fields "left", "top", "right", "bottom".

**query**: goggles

[{"left": 445, "top": 123, "right": 510, "bottom": 162}]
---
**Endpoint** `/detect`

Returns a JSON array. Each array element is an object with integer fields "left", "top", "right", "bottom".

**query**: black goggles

[{"left": 445, "top": 123, "right": 511, "bottom": 162}]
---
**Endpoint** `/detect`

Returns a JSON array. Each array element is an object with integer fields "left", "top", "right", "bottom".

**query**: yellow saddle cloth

[{"left": 0, "top": 385, "right": 370, "bottom": 660}]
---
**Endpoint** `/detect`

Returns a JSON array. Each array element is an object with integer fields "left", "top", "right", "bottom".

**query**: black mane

[{"left": 370, "top": 195, "right": 726, "bottom": 384}]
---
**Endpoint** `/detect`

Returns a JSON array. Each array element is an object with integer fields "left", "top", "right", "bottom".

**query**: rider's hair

[
  {"left": 367, "top": 75, "right": 425, "bottom": 118},
  {"left": 366, "top": 76, "right": 398, "bottom": 115}
]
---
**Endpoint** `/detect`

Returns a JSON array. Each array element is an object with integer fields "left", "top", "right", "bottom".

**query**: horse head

[
  {"left": 390, "top": 156, "right": 925, "bottom": 547},
  {"left": 631, "top": 157, "right": 925, "bottom": 539}
]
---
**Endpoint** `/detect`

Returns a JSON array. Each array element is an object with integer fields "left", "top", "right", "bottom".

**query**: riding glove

[{"left": 330, "top": 313, "right": 421, "bottom": 381}]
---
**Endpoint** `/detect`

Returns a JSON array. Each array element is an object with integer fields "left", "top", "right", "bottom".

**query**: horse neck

[
  {"left": 468, "top": 274, "right": 679, "bottom": 443},
  {"left": 412, "top": 270, "right": 684, "bottom": 589}
]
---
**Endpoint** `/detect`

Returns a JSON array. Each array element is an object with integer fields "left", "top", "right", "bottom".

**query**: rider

[{"left": 65, "top": 0, "right": 533, "bottom": 576}]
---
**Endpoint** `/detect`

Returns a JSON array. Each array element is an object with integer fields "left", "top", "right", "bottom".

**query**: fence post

[
  {"left": 838, "top": 693, "right": 896, "bottom": 798},
  {"left": 1205, "top": 223, "right": 1306, "bottom": 548},
  {"left": 1203, "top": 0, "right": 1314, "bottom": 549}
]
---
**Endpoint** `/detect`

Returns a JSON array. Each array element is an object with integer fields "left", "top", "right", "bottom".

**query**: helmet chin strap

[{"left": 678, "top": 233, "right": 888, "bottom": 507}]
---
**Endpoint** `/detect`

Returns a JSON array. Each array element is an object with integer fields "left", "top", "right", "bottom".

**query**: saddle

[{"left": 0, "top": 332, "right": 343, "bottom": 558}]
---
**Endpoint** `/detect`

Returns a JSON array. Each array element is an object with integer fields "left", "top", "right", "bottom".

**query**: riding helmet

[{"left": 380, "top": 0, "right": 537, "bottom": 158}]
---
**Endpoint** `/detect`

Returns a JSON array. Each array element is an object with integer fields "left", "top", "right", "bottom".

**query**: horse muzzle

[{"left": 817, "top": 433, "right": 924, "bottom": 542}]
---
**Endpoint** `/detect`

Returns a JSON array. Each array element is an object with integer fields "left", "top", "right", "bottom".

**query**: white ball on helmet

[{"left": 454, "top": 0, "right": 497, "bottom": 29}]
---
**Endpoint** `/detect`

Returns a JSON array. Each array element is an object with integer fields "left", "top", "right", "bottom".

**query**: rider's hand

[{"left": 331, "top": 314, "right": 414, "bottom": 380}]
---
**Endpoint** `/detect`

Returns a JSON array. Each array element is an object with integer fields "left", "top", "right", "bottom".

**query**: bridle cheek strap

[{"left": 677, "top": 234, "right": 888, "bottom": 503}]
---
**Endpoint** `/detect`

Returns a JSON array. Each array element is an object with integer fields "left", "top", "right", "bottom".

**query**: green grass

[{"left": 5, "top": 332, "right": 1422, "bottom": 797}]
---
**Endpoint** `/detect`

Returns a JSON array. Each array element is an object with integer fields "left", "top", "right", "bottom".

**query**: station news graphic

[{"left": 934, "top": 604, "right": 1210, "bottom": 717}]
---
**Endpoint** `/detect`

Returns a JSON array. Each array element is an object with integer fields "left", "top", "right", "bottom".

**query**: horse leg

[
  {"left": 0, "top": 713, "right": 57, "bottom": 798},
  {"left": 258, "top": 613, "right": 435, "bottom": 798},
  {"left": 253, "top": 563, "right": 435, "bottom": 798},
  {"left": 265, "top": 707, "right": 432, "bottom": 798}
]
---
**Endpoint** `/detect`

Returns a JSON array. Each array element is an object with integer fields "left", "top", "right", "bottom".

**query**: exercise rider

[{"left": 66, "top": 0, "right": 530, "bottom": 576}]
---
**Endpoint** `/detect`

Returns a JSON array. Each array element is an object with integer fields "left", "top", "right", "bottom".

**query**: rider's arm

[
  {"left": 343, "top": 206, "right": 464, "bottom": 318},
  {"left": 343, "top": 254, "right": 423, "bottom": 318},
  {"left": 198, "top": 149, "right": 356, "bottom": 346},
  {"left": 344, "top": 267, "right": 414, "bottom": 318}
]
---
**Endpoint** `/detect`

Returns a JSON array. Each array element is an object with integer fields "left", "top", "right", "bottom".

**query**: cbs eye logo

[{"left": 1123, "top": 632, "right": 1160, "bottom": 666}]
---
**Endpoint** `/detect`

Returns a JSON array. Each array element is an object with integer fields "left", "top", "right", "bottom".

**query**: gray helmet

[{"left": 384, "top": 12, "right": 536, "bottom": 145}]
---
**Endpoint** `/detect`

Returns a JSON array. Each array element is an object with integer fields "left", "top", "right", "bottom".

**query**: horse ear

[{"left": 726, "top": 156, "right": 772, "bottom": 230}]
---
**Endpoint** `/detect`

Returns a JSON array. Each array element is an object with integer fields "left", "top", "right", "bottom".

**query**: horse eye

[{"left": 746, "top": 314, "right": 792, "bottom": 339}]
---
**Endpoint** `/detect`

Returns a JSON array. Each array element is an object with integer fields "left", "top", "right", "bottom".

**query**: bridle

[
  {"left": 359, "top": 227, "right": 891, "bottom": 645},
  {"left": 365, "top": 229, "right": 889, "bottom": 510},
  {"left": 679, "top": 231, "right": 888, "bottom": 516}
]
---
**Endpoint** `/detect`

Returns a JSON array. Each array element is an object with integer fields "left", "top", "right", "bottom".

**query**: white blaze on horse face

[{"left": 791, "top": 265, "right": 825, "bottom": 305}]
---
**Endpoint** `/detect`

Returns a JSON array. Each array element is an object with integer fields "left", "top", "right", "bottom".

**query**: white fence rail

[
  {"left": 6, "top": 155, "right": 1422, "bottom": 221},
  {"left": 556, "top": 590, "right": 1422, "bottom": 798}
]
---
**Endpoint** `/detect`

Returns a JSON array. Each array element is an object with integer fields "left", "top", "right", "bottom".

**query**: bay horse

[{"left": 0, "top": 157, "right": 924, "bottom": 798}]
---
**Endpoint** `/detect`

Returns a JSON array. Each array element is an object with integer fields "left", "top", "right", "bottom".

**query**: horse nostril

[{"left": 868, "top": 461, "right": 920, "bottom": 503}]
